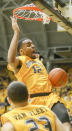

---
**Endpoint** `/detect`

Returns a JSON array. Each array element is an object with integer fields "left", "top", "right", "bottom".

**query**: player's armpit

[
  {"left": 7, "top": 57, "right": 21, "bottom": 73},
  {"left": 1, "top": 122, "right": 15, "bottom": 131}
]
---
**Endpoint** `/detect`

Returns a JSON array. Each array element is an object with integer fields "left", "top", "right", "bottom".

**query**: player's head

[
  {"left": 18, "top": 38, "right": 36, "bottom": 59},
  {"left": 7, "top": 81, "right": 28, "bottom": 105}
]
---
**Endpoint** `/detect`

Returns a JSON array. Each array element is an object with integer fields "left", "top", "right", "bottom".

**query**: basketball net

[{"left": 13, "top": 3, "right": 51, "bottom": 24}]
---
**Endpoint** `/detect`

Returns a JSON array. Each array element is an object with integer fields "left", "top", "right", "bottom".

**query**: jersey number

[
  {"left": 32, "top": 66, "right": 41, "bottom": 73},
  {"left": 25, "top": 116, "right": 52, "bottom": 131}
]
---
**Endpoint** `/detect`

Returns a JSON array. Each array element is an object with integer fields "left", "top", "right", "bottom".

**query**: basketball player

[
  {"left": 1, "top": 81, "right": 70, "bottom": 131},
  {"left": 7, "top": 16, "right": 70, "bottom": 129}
]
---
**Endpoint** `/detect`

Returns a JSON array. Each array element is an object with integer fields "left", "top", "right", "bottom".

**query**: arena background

[{"left": 0, "top": 0, "right": 72, "bottom": 128}]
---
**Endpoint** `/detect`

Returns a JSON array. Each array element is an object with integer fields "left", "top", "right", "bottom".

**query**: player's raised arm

[{"left": 8, "top": 16, "right": 20, "bottom": 72}]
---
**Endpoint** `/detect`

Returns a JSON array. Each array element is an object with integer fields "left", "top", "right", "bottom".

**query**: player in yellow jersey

[
  {"left": 1, "top": 81, "right": 70, "bottom": 131},
  {"left": 7, "top": 16, "right": 70, "bottom": 129}
]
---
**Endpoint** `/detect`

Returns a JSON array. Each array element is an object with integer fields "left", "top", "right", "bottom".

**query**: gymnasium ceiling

[{"left": 0, "top": 0, "right": 72, "bottom": 64}]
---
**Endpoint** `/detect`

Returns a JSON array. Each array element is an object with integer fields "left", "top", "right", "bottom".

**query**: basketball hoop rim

[
  {"left": 13, "top": 6, "right": 44, "bottom": 21},
  {"left": 13, "top": 6, "right": 42, "bottom": 12},
  {"left": 13, "top": 5, "right": 53, "bottom": 22}
]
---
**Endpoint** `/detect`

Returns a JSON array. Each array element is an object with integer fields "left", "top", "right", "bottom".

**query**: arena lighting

[
  {"left": 58, "top": 0, "right": 72, "bottom": 22},
  {"left": 57, "top": 0, "right": 72, "bottom": 32}
]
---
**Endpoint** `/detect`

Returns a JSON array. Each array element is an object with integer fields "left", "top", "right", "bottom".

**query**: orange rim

[
  {"left": 13, "top": 6, "right": 43, "bottom": 21},
  {"left": 13, "top": 6, "right": 54, "bottom": 22}
]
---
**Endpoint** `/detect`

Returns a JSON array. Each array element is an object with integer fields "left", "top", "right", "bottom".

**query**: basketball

[{"left": 48, "top": 68, "right": 68, "bottom": 88}]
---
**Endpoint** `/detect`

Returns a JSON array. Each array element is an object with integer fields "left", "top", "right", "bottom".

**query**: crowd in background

[{"left": 0, "top": 64, "right": 72, "bottom": 127}]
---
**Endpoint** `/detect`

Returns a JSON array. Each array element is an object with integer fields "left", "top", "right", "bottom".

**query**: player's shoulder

[
  {"left": 17, "top": 55, "right": 26, "bottom": 60},
  {"left": 18, "top": 55, "right": 29, "bottom": 62},
  {"left": 28, "top": 104, "right": 52, "bottom": 112},
  {"left": 1, "top": 110, "right": 13, "bottom": 125},
  {"left": 35, "top": 58, "right": 43, "bottom": 64},
  {"left": 2, "top": 109, "right": 14, "bottom": 118}
]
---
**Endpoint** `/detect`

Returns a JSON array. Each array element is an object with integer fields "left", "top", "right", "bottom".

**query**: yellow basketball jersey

[
  {"left": 30, "top": 93, "right": 61, "bottom": 109},
  {"left": 7, "top": 56, "right": 66, "bottom": 108},
  {"left": 1, "top": 105, "right": 56, "bottom": 131},
  {"left": 8, "top": 56, "right": 52, "bottom": 94}
]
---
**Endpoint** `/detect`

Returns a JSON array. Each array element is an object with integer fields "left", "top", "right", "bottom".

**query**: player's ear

[
  {"left": 19, "top": 49, "right": 25, "bottom": 55},
  {"left": 7, "top": 97, "right": 12, "bottom": 105},
  {"left": 20, "top": 49, "right": 23, "bottom": 53}
]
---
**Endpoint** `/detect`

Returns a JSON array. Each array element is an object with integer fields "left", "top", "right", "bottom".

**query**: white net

[
  {"left": 13, "top": 3, "right": 50, "bottom": 24},
  {"left": 42, "top": 13, "right": 50, "bottom": 24}
]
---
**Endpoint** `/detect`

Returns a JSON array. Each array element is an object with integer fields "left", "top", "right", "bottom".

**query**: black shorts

[{"left": 51, "top": 102, "right": 70, "bottom": 123}]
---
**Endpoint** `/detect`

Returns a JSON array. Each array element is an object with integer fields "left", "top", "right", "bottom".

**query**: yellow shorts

[{"left": 30, "top": 93, "right": 66, "bottom": 109}]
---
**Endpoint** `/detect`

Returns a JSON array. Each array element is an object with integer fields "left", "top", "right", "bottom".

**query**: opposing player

[
  {"left": 1, "top": 81, "right": 70, "bottom": 131},
  {"left": 7, "top": 16, "right": 70, "bottom": 129}
]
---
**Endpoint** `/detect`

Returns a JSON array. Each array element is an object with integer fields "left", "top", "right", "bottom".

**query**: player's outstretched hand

[{"left": 10, "top": 16, "right": 20, "bottom": 33}]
